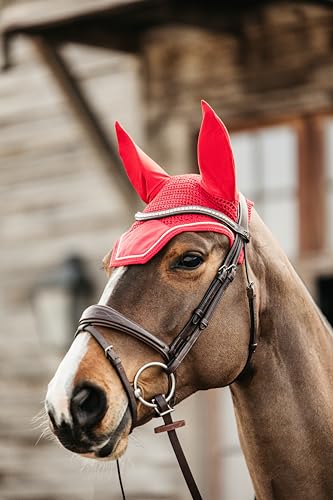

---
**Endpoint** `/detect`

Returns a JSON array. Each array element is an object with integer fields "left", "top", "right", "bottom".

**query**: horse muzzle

[{"left": 46, "top": 382, "right": 131, "bottom": 459}]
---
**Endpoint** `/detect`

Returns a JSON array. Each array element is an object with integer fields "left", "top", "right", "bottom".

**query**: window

[{"left": 231, "top": 125, "right": 299, "bottom": 257}]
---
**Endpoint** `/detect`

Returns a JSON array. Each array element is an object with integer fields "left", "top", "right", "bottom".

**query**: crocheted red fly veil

[{"left": 110, "top": 101, "right": 252, "bottom": 267}]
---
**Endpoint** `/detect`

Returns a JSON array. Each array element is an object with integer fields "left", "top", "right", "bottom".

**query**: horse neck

[{"left": 231, "top": 213, "right": 333, "bottom": 500}]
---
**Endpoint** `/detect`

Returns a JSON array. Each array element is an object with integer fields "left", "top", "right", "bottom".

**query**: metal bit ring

[{"left": 133, "top": 362, "right": 176, "bottom": 409}]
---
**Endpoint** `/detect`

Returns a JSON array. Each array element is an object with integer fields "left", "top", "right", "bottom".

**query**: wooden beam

[
  {"left": 32, "top": 36, "right": 135, "bottom": 204},
  {"left": 298, "top": 115, "right": 326, "bottom": 255}
]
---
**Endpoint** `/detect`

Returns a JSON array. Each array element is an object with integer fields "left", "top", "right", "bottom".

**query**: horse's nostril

[{"left": 70, "top": 384, "right": 107, "bottom": 428}]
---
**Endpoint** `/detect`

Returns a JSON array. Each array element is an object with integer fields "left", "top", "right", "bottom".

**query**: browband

[{"left": 135, "top": 202, "right": 250, "bottom": 241}]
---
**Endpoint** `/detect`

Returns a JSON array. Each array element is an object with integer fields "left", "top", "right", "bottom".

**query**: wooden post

[
  {"left": 32, "top": 36, "right": 135, "bottom": 206},
  {"left": 298, "top": 115, "right": 326, "bottom": 256}
]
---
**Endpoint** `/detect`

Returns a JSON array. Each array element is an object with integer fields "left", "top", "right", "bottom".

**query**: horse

[{"left": 44, "top": 101, "right": 333, "bottom": 499}]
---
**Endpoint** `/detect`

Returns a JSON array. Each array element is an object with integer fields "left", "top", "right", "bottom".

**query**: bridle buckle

[
  {"left": 152, "top": 399, "right": 175, "bottom": 417},
  {"left": 104, "top": 345, "right": 114, "bottom": 356}
]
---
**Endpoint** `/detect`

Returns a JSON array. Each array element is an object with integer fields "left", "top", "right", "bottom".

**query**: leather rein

[{"left": 75, "top": 193, "right": 257, "bottom": 500}]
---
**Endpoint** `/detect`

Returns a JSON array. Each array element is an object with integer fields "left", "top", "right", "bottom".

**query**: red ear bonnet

[
  {"left": 115, "top": 122, "right": 170, "bottom": 203},
  {"left": 198, "top": 100, "right": 237, "bottom": 201},
  {"left": 111, "top": 104, "right": 252, "bottom": 267}
]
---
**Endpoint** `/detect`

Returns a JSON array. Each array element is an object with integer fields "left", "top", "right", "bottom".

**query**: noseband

[{"left": 75, "top": 193, "right": 257, "bottom": 500}]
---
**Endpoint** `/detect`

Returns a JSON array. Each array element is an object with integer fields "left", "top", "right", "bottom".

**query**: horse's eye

[{"left": 176, "top": 254, "right": 203, "bottom": 269}]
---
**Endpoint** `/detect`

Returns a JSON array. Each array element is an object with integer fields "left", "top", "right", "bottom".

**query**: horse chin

[
  {"left": 81, "top": 433, "right": 129, "bottom": 461},
  {"left": 91, "top": 405, "right": 131, "bottom": 460}
]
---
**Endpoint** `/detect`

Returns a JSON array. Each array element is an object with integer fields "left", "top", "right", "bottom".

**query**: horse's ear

[
  {"left": 197, "top": 100, "right": 237, "bottom": 201},
  {"left": 115, "top": 122, "right": 170, "bottom": 203}
]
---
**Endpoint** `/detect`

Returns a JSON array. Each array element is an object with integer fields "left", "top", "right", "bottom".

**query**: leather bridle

[{"left": 75, "top": 193, "right": 258, "bottom": 500}]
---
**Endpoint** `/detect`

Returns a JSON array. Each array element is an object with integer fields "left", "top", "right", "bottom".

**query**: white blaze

[
  {"left": 45, "top": 332, "right": 90, "bottom": 425},
  {"left": 46, "top": 266, "right": 127, "bottom": 425},
  {"left": 98, "top": 266, "right": 127, "bottom": 305}
]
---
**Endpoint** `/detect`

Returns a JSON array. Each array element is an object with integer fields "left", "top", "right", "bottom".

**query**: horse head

[{"left": 45, "top": 101, "right": 258, "bottom": 462}]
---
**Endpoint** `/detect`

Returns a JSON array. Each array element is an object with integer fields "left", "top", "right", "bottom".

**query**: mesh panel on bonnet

[{"left": 110, "top": 174, "right": 253, "bottom": 267}]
